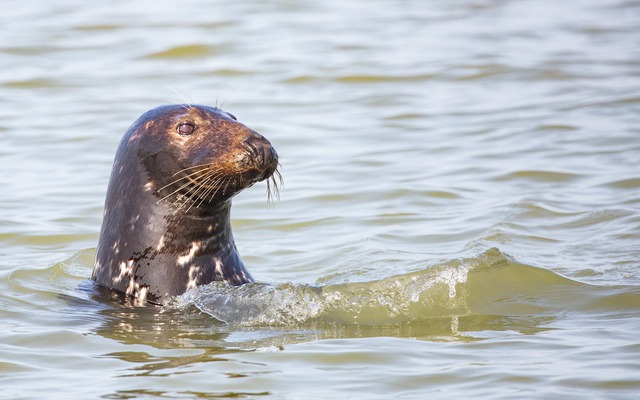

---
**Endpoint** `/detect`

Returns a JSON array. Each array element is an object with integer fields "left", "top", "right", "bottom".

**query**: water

[{"left": 1, "top": 0, "right": 639, "bottom": 398}]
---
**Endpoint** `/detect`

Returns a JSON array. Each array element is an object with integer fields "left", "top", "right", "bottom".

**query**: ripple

[
  {"left": 144, "top": 44, "right": 219, "bottom": 59},
  {"left": 535, "top": 124, "right": 579, "bottom": 131},
  {"left": 601, "top": 178, "right": 640, "bottom": 189},
  {"left": 333, "top": 73, "right": 436, "bottom": 84},
  {"left": 493, "top": 170, "right": 585, "bottom": 183},
  {"left": 3, "top": 78, "right": 61, "bottom": 89},
  {"left": 74, "top": 24, "right": 121, "bottom": 31}
]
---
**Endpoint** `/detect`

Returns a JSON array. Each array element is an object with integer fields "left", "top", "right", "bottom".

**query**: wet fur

[{"left": 92, "top": 104, "right": 280, "bottom": 305}]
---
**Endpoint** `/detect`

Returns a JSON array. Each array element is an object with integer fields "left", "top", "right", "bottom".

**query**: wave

[{"left": 179, "top": 248, "right": 634, "bottom": 327}]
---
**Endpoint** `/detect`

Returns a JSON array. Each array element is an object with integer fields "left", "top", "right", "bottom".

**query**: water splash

[{"left": 180, "top": 248, "right": 512, "bottom": 326}]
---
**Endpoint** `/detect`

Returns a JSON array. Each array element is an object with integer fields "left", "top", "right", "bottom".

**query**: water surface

[{"left": 1, "top": 0, "right": 639, "bottom": 398}]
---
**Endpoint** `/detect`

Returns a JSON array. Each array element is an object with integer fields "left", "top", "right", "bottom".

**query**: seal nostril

[
  {"left": 242, "top": 136, "right": 268, "bottom": 161},
  {"left": 241, "top": 135, "right": 278, "bottom": 182}
]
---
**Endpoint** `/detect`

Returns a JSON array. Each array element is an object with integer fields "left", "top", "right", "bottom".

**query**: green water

[{"left": 1, "top": 0, "right": 639, "bottom": 398}]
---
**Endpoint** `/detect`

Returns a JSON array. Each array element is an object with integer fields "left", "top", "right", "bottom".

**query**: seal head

[{"left": 92, "top": 104, "right": 279, "bottom": 305}]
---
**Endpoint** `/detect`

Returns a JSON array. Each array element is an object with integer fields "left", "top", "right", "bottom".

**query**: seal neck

[{"left": 165, "top": 200, "right": 237, "bottom": 256}]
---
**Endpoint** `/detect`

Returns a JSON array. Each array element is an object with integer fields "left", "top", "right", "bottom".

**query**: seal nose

[
  {"left": 243, "top": 135, "right": 274, "bottom": 162},
  {"left": 242, "top": 134, "right": 278, "bottom": 179}
]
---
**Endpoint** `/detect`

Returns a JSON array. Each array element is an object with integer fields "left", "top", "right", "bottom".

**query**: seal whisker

[
  {"left": 159, "top": 169, "right": 220, "bottom": 207},
  {"left": 266, "top": 166, "right": 283, "bottom": 206},
  {"left": 201, "top": 176, "right": 226, "bottom": 204},
  {"left": 235, "top": 176, "right": 245, "bottom": 196},
  {"left": 182, "top": 171, "right": 222, "bottom": 204},
  {"left": 174, "top": 172, "right": 216, "bottom": 213},
  {"left": 186, "top": 174, "right": 224, "bottom": 211},
  {"left": 158, "top": 166, "right": 212, "bottom": 193},
  {"left": 206, "top": 176, "right": 231, "bottom": 203},
  {"left": 157, "top": 167, "right": 224, "bottom": 198},
  {"left": 168, "top": 163, "right": 224, "bottom": 178},
  {"left": 266, "top": 179, "right": 273, "bottom": 206},
  {"left": 194, "top": 176, "right": 226, "bottom": 209},
  {"left": 194, "top": 185, "right": 214, "bottom": 209},
  {"left": 157, "top": 175, "right": 194, "bottom": 194},
  {"left": 193, "top": 171, "right": 227, "bottom": 194},
  {"left": 222, "top": 176, "right": 233, "bottom": 196},
  {"left": 157, "top": 180, "right": 196, "bottom": 203},
  {"left": 275, "top": 165, "right": 284, "bottom": 187},
  {"left": 271, "top": 176, "right": 280, "bottom": 201},
  {"left": 167, "top": 86, "right": 194, "bottom": 110},
  {"left": 206, "top": 183, "right": 223, "bottom": 203},
  {"left": 158, "top": 168, "right": 220, "bottom": 203},
  {"left": 189, "top": 168, "right": 225, "bottom": 186},
  {"left": 267, "top": 180, "right": 276, "bottom": 206},
  {"left": 274, "top": 176, "right": 281, "bottom": 200}
]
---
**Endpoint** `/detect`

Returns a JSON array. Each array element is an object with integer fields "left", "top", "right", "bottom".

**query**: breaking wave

[{"left": 179, "top": 248, "right": 636, "bottom": 327}]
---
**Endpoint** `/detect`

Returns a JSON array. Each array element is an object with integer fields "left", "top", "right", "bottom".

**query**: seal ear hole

[{"left": 177, "top": 122, "right": 196, "bottom": 136}]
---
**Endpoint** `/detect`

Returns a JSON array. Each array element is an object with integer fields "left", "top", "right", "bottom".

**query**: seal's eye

[
  {"left": 177, "top": 122, "right": 195, "bottom": 135},
  {"left": 227, "top": 113, "right": 237, "bottom": 121}
]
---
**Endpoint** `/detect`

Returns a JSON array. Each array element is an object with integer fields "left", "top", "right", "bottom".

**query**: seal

[{"left": 91, "top": 104, "right": 280, "bottom": 305}]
